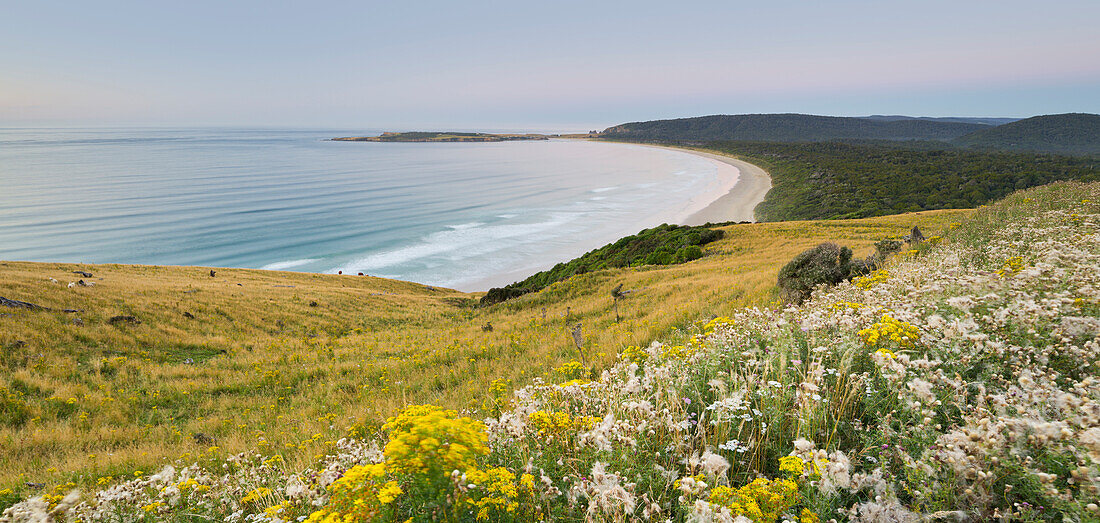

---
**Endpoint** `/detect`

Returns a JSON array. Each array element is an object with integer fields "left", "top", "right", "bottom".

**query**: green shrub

[
  {"left": 674, "top": 245, "right": 704, "bottom": 263},
  {"left": 777, "top": 242, "right": 868, "bottom": 304},
  {"left": 480, "top": 224, "right": 723, "bottom": 305}
]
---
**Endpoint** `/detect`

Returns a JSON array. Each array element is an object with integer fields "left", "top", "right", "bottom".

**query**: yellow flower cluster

[
  {"left": 778, "top": 455, "right": 826, "bottom": 479},
  {"left": 305, "top": 463, "right": 392, "bottom": 523},
  {"left": 926, "top": 235, "right": 943, "bottom": 245},
  {"left": 40, "top": 482, "right": 76, "bottom": 509},
  {"left": 622, "top": 345, "right": 647, "bottom": 363},
  {"left": 240, "top": 487, "right": 272, "bottom": 504},
  {"left": 831, "top": 301, "right": 864, "bottom": 311},
  {"left": 854, "top": 269, "right": 890, "bottom": 289},
  {"left": 308, "top": 405, "right": 493, "bottom": 522},
  {"left": 528, "top": 410, "right": 600, "bottom": 435},
  {"left": 660, "top": 344, "right": 694, "bottom": 360},
  {"left": 777, "top": 455, "right": 804, "bottom": 476},
  {"left": 708, "top": 477, "right": 800, "bottom": 522},
  {"left": 553, "top": 359, "right": 586, "bottom": 380},
  {"left": 175, "top": 478, "right": 210, "bottom": 494},
  {"left": 383, "top": 405, "right": 488, "bottom": 475},
  {"left": 465, "top": 466, "right": 519, "bottom": 520},
  {"left": 487, "top": 378, "right": 511, "bottom": 398},
  {"left": 858, "top": 313, "right": 920, "bottom": 349},
  {"left": 482, "top": 378, "right": 513, "bottom": 415},
  {"left": 996, "top": 256, "right": 1025, "bottom": 277},
  {"left": 702, "top": 316, "right": 734, "bottom": 334}
]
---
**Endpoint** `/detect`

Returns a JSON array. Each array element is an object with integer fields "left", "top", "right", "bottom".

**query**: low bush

[
  {"left": 481, "top": 224, "right": 722, "bottom": 305},
  {"left": 776, "top": 242, "right": 869, "bottom": 304}
]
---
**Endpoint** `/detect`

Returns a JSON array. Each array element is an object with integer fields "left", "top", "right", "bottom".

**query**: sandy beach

[{"left": 656, "top": 145, "right": 773, "bottom": 225}]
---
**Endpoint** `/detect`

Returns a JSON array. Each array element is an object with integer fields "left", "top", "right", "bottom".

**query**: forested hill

[
  {"left": 953, "top": 113, "right": 1100, "bottom": 156},
  {"left": 600, "top": 113, "right": 989, "bottom": 142},
  {"left": 706, "top": 141, "right": 1099, "bottom": 221}
]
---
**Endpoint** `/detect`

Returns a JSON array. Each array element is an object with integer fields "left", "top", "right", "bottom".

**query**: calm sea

[{"left": 0, "top": 128, "right": 724, "bottom": 290}]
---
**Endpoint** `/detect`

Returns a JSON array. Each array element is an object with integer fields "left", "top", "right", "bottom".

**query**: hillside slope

[
  {"left": 954, "top": 112, "right": 1100, "bottom": 156},
  {"left": 600, "top": 113, "right": 989, "bottom": 142},
  {"left": 6, "top": 183, "right": 1097, "bottom": 522},
  {"left": 0, "top": 210, "right": 967, "bottom": 501}
]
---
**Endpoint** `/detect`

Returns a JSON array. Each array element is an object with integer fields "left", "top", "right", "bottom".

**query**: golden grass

[{"left": 0, "top": 208, "right": 970, "bottom": 490}]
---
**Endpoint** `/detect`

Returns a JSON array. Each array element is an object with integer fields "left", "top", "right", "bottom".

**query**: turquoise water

[{"left": 0, "top": 128, "right": 723, "bottom": 290}]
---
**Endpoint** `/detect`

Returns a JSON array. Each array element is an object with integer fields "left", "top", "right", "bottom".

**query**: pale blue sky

[{"left": 2, "top": 1, "right": 1098, "bottom": 130}]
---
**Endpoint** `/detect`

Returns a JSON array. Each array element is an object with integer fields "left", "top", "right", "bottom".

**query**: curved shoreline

[
  {"left": 630, "top": 143, "right": 772, "bottom": 224},
  {"left": 461, "top": 142, "right": 771, "bottom": 291}
]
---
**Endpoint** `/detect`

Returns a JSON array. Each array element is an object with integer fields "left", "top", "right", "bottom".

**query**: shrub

[
  {"left": 674, "top": 245, "right": 704, "bottom": 263},
  {"left": 480, "top": 286, "right": 534, "bottom": 306},
  {"left": 481, "top": 224, "right": 724, "bottom": 304},
  {"left": 776, "top": 242, "right": 868, "bottom": 304}
]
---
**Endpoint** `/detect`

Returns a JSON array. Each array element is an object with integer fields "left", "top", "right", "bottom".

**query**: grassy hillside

[
  {"left": 7, "top": 183, "right": 1097, "bottom": 522},
  {"left": 0, "top": 210, "right": 967, "bottom": 505},
  {"left": 666, "top": 141, "right": 1098, "bottom": 221},
  {"left": 954, "top": 113, "right": 1100, "bottom": 156},
  {"left": 600, "top": 113, "right": 989, "bottom": 142}
]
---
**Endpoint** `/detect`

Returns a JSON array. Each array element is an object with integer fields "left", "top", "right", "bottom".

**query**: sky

[{"left": 2, "top": 1, "right": 1098, "bottom": 131}]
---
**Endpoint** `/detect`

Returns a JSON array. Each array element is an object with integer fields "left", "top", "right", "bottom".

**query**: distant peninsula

[{"left": 331, "top": 131, "right": 552, "bottom": 142}]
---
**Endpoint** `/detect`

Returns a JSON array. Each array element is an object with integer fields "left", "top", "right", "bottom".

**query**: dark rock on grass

[
  {"left": 192, "top": 433, "right": 216, "bottom": 445},
  {"left": 183, "top": 311, "right": 195, "bottom": 319},
  {"left": 1, "top": 297, "right": 46, "bottom": 310},
  {"left": 1, "top": 297, "right": 80, "bottom": 313},
  {"left": 906, "top": 226, "right": 925, "bottom": 244},
  {"left": 72, "top": 270, "right": 93, "bottom": 277},
  {"left": 107, "top": 315, "right": 141, "bottom": 325}
]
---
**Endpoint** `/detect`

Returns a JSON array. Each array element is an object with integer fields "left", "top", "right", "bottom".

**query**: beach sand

[{"left": 671, "top": 147, "right": 772, "bottom": 225}]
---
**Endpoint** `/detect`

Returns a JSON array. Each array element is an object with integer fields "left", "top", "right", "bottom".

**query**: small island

[{"left": 331, "top": 131, "right": 552, "bottom": 142}]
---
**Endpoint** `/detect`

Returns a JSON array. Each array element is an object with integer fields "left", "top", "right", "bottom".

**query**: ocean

[{"left": 0, "top": 128, "right": 729, "bottom": 291}]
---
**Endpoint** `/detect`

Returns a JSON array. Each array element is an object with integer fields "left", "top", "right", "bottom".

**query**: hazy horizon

[{"left": 3, "top": 1, "right": 1098, "bottom": 129}]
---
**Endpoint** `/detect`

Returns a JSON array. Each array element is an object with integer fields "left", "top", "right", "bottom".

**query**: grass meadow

[{"left": 0, "top": 209, "right": 969, "bottom": 511}]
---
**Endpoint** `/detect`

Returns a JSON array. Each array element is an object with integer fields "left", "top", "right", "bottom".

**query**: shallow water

[{"left": 0, "top": 128, "right": 724, "bottom": 290}]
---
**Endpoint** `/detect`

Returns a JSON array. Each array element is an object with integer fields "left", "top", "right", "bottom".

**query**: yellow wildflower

[
  {"left": 376, "top": 481, "right": 402, "bottom": 504},
  {"left": 383, "top": 404, "right": 487, "bottom": 475},
  {"left": 778, "top": 455, "right": 804, "bottom": 476},
  {"left": 859, "top": 313, "right": 920, "bottom": 349}
]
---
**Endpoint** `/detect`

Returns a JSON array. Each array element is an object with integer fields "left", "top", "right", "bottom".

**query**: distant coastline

[{"left": 331, "top": 131, "right": 552, "bottom": 142}]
